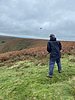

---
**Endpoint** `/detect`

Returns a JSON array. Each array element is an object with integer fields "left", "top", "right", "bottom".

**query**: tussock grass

[{"left": 0, "top": 55, "right": 75, "bottom": 100}]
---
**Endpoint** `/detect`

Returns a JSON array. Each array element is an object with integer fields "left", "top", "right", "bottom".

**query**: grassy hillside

[
  {"left": 0, "top": 54, "right": 75, "bottom": 100},
  {"left": 0, "top": 36, "right": 75, "bottom": 100}
]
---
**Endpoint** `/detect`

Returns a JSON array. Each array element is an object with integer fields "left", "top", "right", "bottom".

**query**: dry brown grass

[
  {"left": 0, "top": 46, "right": 47, "bottom": 62},
  {"left": 0, "top": 39, "right": 75, "bottom": 63}
]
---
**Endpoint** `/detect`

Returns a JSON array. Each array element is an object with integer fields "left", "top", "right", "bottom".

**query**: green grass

[{"left": 0, "top": 55, "right": 75, "bottom": 100}]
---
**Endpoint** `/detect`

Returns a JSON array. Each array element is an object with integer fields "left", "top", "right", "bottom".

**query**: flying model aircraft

[{"left": 40, "top": 28, "right": 42, "bottom": 29}]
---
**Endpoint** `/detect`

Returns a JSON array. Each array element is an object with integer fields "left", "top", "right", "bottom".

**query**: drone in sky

[{"left": 40, "top": 27, "right": 43, "bottom": 29}]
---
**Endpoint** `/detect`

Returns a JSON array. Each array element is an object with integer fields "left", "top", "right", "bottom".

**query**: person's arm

[{"left": 47, "top": 41, "right": 51, "bottom": 53}]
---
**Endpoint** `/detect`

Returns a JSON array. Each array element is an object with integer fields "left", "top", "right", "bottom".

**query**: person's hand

[{"left": 60, "top": 50, "right": 63, "bottom": 53}]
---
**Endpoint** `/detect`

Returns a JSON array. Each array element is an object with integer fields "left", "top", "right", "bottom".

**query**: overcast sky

[{"left": 0, "top": 0, "right": 75, "bottom": 41}]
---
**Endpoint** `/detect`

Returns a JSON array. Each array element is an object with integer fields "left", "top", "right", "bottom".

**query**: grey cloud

[{"left": 0, "top": 0, "right": 75, "bottom": 40}]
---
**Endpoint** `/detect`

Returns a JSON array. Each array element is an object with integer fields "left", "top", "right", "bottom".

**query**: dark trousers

[{"left": 49, "top": 57, "right": 61, "bottom": 76}]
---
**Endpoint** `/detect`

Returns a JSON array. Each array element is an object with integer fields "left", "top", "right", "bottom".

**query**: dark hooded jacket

[{"left": 47, "top": 37, "right": 62, "bottom": 58}]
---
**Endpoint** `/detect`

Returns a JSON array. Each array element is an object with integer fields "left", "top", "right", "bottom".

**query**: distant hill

[
  {"left": 0, "top": 35, "right": 75, "bottom": 63},
  {"left": 0, "top": 36, "right": 75, "bottom": 54},
  {"left": 0, "top": 36, "right": 47, "bottom": 53}
]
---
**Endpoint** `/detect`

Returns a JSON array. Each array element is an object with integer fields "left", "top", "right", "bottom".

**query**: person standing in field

[{"left": 47, "top": 34, "right": 62, "bottom": 78}]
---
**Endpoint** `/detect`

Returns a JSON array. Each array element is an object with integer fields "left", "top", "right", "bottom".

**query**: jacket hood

[{"left": 50, "top": 37, "right": 56, "bottom": 41}]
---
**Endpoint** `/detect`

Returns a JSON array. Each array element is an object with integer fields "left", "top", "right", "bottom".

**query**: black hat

[{"left": 49, "top": 34, "right": 55, "bottom": 38}]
